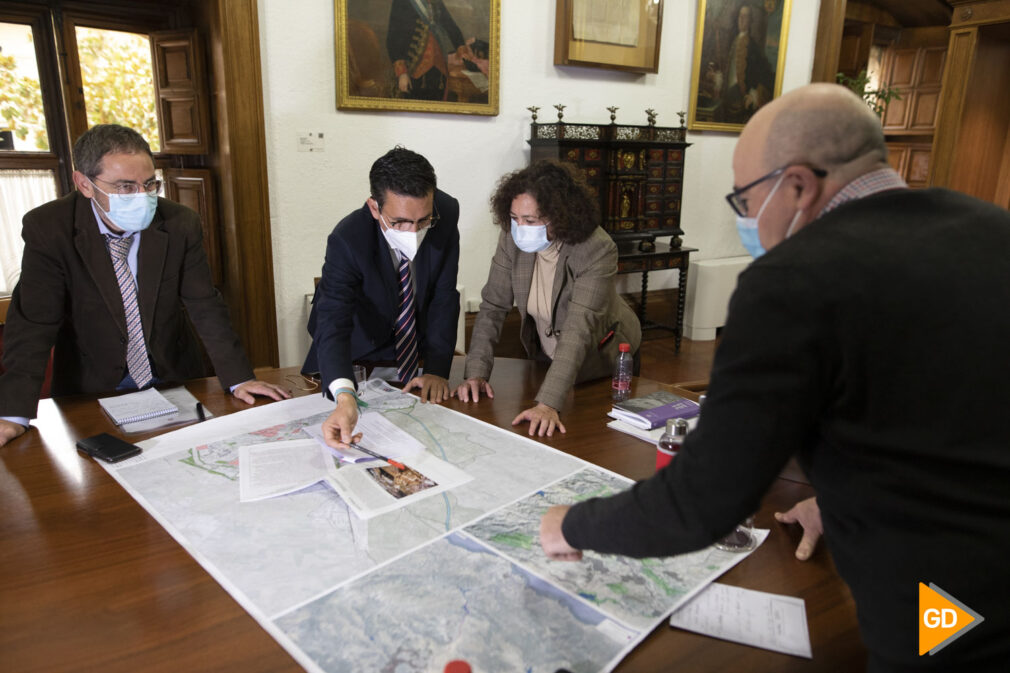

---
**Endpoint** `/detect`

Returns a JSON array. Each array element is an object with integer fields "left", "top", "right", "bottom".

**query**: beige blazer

[{"left": 465, "top": 227, "right": 641, "bottom": 410}]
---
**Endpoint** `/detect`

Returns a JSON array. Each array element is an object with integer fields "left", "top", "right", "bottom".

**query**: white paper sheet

[
  {"left": 239, "top": 439, "right": 327, "bottom": 502},
  {"left": 572, "top": 0, "right": 640, "bottom": 47},
  {"left": 669, "top": 582, "right": 813, "bottom": 658},
  {"left": 302, "top": 410, "right": 426, "bottom": 463},
  {"left": 323, "top": 449, "right": 472, "bottom": 520}
]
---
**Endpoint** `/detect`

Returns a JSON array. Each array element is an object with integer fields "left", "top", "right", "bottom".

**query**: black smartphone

[{"left": 76, "top": 433, "right": 142, "bottom": 463}]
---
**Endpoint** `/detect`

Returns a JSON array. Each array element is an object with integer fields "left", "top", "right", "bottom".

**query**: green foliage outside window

[
  {"left": 0, "top": 27, "right": 160, "bottom": 153},
  {"left": 76, "top": 28, "right": 160, "bottom": 152},
  {"left": 0, "top": 50, "right": 49, "bottom": 150}
]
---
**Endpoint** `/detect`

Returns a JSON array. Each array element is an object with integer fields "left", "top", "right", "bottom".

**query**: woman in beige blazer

[{"left": 455, "top": 160, "right": 641, "bottom": 436}]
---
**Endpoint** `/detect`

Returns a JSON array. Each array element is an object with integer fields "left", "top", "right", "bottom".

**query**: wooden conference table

[{"left": 0, "top": 358, "right": 866, "bottom": 672}]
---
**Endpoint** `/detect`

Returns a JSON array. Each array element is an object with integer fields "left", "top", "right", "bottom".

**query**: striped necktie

[
  {"left": 394, "top": 253, "right": 419, "bottom": 383},
  {"left": 105, "top": 235, "right": 154, "bottom": 389}
]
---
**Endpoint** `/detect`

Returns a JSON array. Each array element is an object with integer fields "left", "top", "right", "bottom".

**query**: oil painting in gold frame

[
  {"left": 335, "top": 0, "right": 500, "bottom": 116},
  {"left": 688, "top": 0, "right": 792, "bottom": 132}
]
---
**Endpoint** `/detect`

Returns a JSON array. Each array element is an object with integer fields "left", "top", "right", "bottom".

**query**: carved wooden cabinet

[
  {"left": 527, "top": 119, "right": 691, "bottom": 249},
  {"left": 527, "top": 117, "right": 695, "bottom": 350},
  {"left": 881, "top": 45, "right": 946, "bottom": 134}
]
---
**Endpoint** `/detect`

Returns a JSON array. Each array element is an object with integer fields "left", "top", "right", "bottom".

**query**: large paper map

[{"left": 105, "top": 383, "right": 763, "bottom": 672}]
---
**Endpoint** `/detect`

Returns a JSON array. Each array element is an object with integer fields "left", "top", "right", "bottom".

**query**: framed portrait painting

[
  {"left": 334, "top": 0, "right": 500, "bottom": 116},
  {"left": 688, "top": 0, "right": 792, "bottom": 132}
]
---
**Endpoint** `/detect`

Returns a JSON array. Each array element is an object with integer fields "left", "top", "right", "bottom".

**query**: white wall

[{"left": 259, "top": 0, "right": 821, "bottom": 367}]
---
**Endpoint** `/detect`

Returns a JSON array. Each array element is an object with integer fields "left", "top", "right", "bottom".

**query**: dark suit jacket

[
  {"left": 302, "top": 189, "right": 460, "bottom": 393},
  {"left": 0, "top": 192, "right": 253, "bottom": 418}
]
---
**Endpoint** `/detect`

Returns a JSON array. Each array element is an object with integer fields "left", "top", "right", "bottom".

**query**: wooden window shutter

[
  {"left": 150, "top": 29, "right": 211, "bottom": 154},
  {"left": 164, "top": 168, "right": 222, "bottom": 285}
]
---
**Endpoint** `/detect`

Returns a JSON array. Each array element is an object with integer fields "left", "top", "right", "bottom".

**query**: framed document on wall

[
  {"left": 335, "top": 0, "right": 500, "bottom": 116},
  {"left": 554, "top": 0, "right": 664, "bottom": 73},
  {"left": 688, "top": 0, "right": 792, "bottom": 132}
]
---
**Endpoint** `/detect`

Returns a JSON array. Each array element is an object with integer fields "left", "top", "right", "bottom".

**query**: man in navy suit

[{"left": 302, "top": 147, "right": 460, "bottom": 448}]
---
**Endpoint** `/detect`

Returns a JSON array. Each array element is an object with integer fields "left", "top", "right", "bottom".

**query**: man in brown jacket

[{"left": 0, "top": 124, "right": 287, "bottom": 447}]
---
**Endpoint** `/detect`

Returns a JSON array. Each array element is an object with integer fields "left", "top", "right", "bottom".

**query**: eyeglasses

[
  {"left": 91, "top": 176, "right": 163, "bottom": 196},
  {"left": 725, "top": 165, "right": 826, "bottom": 217},
  {"left": 380, "top": 204, "right": 439, "bottom": 232}
]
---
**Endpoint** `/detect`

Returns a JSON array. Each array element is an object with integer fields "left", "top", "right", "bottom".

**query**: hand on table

[
  {"left": 0, "top": 419, "right": 27, "bottom": 447},
  {"left": 540, "top": 505, "right": 583, "bottom": 561},
  {"left": 774, "top": 496, "right": 823, "bottom": 561},
  {"left": 512, "top": 402, "right": 566, "bottom": 437},
  {"left": 233, "top": 380, "right": 292, "bottom": 405},
  {"left": 403, "top": 374, "right": 451, "bottom": 403},
  {"left": 322, "top": 393, "right": 362, "bottom": 450},
  {"left": 453, "top": 377, "right": 495, "bottom": 402}
]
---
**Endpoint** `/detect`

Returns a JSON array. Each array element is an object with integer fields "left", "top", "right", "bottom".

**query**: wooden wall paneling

[
  {"left": 886, "top": 143, "right": 910, "bottom": 176},
  {"left": 949, "top": 0, "right": 1010, "bottom": 28},
  {"left": 151, "top": 29, "right": 211, "bottom": 154},
  {"left": 812, "top": 0, "right": 847, "bottom": 82},
  {"left": 908, "top": 90, "right": 940, "bottom": 131},
  {"left": 194, "top": 0, "right": 279, "bottom": 368},
  {"left": 917, "top": 46, "right": 947, "bottom": 83},
  {"left": 947, "top": 29, "right": 1010, "bottom": 201},
  {"left": 868, "top": 0, "right": 950, "bottom": 27},
  {"left": 838, "top": 28, "right": 863, "bottom": 75},
  {"left": 164, "top": 168, "right": 222, "bottom": 285},
  {"left": 844, "top": 1, "right": 898, "bottom": 26},
  {"left": 929, "top": 28, "right": 978, "bottom": 187},
  {"left": 906, "top": 145, "right": 933, "bottom": 187},
  {"left": 895, "top": 25, "right": 952, "bottom": 49},
  {"left": 889, "top": 48, "right": 919, "bottom": 86}
]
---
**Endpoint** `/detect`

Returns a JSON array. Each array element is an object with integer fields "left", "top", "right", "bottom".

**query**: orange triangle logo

[{"left": 918, "top": 583, "right": 985, "bottom": 656}]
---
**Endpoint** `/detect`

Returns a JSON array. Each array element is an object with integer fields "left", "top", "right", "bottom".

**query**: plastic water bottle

[{"left": 611, "top": 342, "right": 633, "bottom": 401}]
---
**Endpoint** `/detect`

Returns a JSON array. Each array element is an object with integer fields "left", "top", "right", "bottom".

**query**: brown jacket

[
  {"left": 0, "top": 192, "right": 252, "bottom": 418},
  {"left": 465, "top": 227, "right": 641, "bottom": 410}
]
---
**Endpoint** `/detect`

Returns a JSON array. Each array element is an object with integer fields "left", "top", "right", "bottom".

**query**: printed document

[
  {"left": 669, "top": 583, "right": 813, "bottom": 658},
  {"left": 239, "top": 439, "right": 328, "bottom": 502}
]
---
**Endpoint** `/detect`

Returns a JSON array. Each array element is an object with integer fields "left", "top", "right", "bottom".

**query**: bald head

[
  {"left": 746, "top": 83, "right": 888, "bottom": 178},
  {"left": 730, "top": 84, "right": 891, "bottom": 252}
]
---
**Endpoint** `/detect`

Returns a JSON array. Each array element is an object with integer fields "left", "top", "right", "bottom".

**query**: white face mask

[
  {"left": 510, "top": 219, "right": 551, "bottom": 253},
  {"left": 380, "top": 215, "right": 426, "bottom": 260}
]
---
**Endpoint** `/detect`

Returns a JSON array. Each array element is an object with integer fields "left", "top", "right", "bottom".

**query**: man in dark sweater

[{"left": 540, "top": 84, "right": 1010, "bottom": 671}]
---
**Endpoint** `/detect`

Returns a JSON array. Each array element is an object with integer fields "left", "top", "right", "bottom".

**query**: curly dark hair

[{"left": 489, "top": 160, "right": 600, "bottom": 245}]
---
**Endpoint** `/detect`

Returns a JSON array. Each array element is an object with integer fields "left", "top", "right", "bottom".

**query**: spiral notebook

[{"left": 98, "top": 388, "right": 179, "bottom": 426}]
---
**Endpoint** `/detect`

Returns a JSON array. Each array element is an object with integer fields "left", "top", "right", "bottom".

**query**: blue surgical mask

[
  {"left": 735, "top": 173, "right": 786, "bottom": 259},
  {"left": 91, "top": 181, "right": 157, "bottom": 232},
  {"left": 510, "top": 219, "right": 551, "bottom": 253},
  {"left": 736, "top": 216, "right": 765, "bottom": 258}
]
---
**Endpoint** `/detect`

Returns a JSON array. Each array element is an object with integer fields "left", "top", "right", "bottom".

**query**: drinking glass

[{"left": 714, "top": 515, "right": 756, "bottom": 552}]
